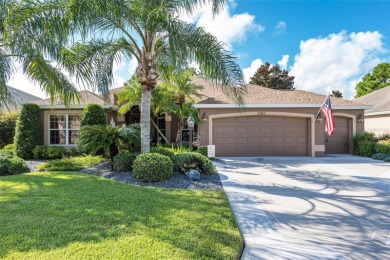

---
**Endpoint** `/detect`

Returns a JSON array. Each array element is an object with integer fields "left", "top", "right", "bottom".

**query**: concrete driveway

[{"left": 216, "top": 155, "right": 390, "bottom": 260}]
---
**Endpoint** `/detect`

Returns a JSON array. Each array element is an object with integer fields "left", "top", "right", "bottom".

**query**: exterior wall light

[
  {"left": 316, "top": 115, "right": 323, "bottom": 123},
  {"left": 358, "top": 115, "right": 364, "bottom": 123}
]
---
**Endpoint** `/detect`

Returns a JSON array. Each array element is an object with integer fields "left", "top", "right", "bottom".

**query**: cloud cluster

[
  {"left": 243, "top": 58, "right": 263, "bottom": 83},
  {"left": 273, "top": 21, "right": 286, "bottom": 36},
  {"left": 290, "top": 31, "right": 384, "bottom": 98},
  {"left": 179, "top": 0, "right": 264, "bottom": 49}
]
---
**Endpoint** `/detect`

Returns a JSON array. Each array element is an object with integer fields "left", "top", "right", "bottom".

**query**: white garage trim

[
  {"left": 333, "top": 113, "right": 356, "bottom": 136},
  {"left": 208, "top": 112, "right": 315, "bottom": 157}
]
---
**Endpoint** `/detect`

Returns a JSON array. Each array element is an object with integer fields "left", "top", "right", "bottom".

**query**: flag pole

[{"left": 315, "top": 93, "right": 331, "bottom": 119}]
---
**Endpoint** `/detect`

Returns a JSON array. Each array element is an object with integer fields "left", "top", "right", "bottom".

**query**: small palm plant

[{"left": 77, "top": 124, "right": 140, "bottom": 164}]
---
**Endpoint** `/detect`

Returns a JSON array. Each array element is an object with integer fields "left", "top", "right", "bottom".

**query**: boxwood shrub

[
  {"left": 133, "top": 153, "right": 173, "bottom": 182},
  {"left": 3, "top": 144, "right": 15, "bottom": 150},
  {"left": 14, "top": 103, "right": 42, "bottom": 159},
  {"left": 0, "top": 149, "right": 14, "bottom": 156},
  {"left": 0, "top": 111, "right": 19, "bottom": 148},
  {"left": 375, "top": 140, "right": 390, "bottom": 154},
  {"left": 171, "top": 152, "right": 215, "bottom": 176},
  {"left": 194, "top": 146, "right": 208, "bottom": 157},
  {"left": 150, "top": 147, "right": 175, "bottom": 158},
  {"left": 0, "top": 155, "right": 29, "bottom": 175},
  {"left": 33, "top": 145, "right": 49, "bottom": 159},
  {"left": 81, "top": 104, "right": 106, "bottom": 126},
  {"left": 37, "top": 155, "right": 106, "bottom": 171},
  {"left": 372, "top": 153, "right": 388, "bottom": 160},
  {"left": 47, "top": 146, "right": 66, "bottom": 159},
  {"left": 113, "top": 152, "right": 136, "bottom": 172}
]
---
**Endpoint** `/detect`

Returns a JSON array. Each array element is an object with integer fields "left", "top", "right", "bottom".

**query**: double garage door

[{"left": 213, "top": 116, "right": 308, "bottom": 156}]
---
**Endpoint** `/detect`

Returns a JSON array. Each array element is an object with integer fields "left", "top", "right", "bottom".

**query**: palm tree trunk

[{"left": 140, "top": 88, "right": 152, "bottom": 153}]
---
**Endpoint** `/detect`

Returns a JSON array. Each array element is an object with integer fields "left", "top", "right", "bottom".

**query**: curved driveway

[{"left": 216, "top": 155, "right": 390, "bottom": 260}]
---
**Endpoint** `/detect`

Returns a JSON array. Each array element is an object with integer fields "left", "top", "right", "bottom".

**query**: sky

[{"left": 7, "top": 0, "right": 390, "bottom": 100}]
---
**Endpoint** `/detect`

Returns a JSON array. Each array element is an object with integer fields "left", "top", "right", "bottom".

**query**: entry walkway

[{"left": 216, "top": 155, "right": 390, "bottom": 259}]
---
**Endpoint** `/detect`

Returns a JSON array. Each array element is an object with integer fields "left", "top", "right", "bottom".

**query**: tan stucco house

[
  {"left": 35, "top": 79, "right": 370, "bottom": 157},
  {"left": 354, "top": 85, "right": 390, "bottom": 137}
]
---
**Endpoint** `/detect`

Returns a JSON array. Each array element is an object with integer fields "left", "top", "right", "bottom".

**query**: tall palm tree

[
  {"left": 0, "top": 0, "right": 80, "bottom": 109},
  {"left": 10, "top": 0, "right": 245, "bottom": 153}
]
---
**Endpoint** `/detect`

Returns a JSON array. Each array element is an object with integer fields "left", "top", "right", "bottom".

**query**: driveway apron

[{"left": 216, "top": 155, "right": 390, "bottom": 260}]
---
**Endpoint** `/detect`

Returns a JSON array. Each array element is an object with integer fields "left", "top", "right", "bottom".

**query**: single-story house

[
  {"left": 354, "top": 85, "right": 390, "bottom": 137},
  {"left": 35, "top": 78, "right": 371, "bottom": 157}
]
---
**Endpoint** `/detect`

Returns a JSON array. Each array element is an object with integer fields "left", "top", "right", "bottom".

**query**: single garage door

[
  {"left": 325, "top": 117, "right": 350, "bottom": 154},
  {"left": 213, "top": 116, "right": 308, "bottom": 156}
]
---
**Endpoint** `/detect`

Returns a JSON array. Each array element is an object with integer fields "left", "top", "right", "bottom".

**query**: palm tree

[
  {"left": 10, "top": 0, "right": 245, "bottom": 153},
  {"left": 0, "top": 0, "right": 80, "bottom": 109}
]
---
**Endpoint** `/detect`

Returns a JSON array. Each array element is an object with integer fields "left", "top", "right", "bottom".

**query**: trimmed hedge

[
  {"left": 0, "top": 111, "right": 19, "bottom": 148},
  {"left": 0, "top": 154, "right": 29, "bottom": 175},
  {"left": 171, "top": 152, "right": 215, "bottom": 176},
  {"left": 375, "top": 140, "right": 390, "bottom": 154},
  {"left": 3, "top": 144, "right": 14, "bottom": 150},
  {"left": 0, "top": 149, "right": 14, "bottom": 156},
  {"left": 81, "top": 104, "right": 106, "bottom": 126},
  {"left": 33, "top": 145, "right": 65, "bottom": 159},
  {"left": 351, "top": 132, "right": 376, "bottom": 157},
  {"left": 37, "top": 155, "right": 106, "bottom": 171},
  {"left": 113, "top": 152, "right": 136, "bottom": 172},
  {"left": 195, "top": 146, "right": 208, "bottom": 157},
  {"left": 133, "top": 153, "right": 173, "bottom": 182},
  {"left": 14, "top": 103, "right": 42, "bottom": 159},
  {"left": 150, "top": 147, "right": 175, "bottom": 158},
  {"left": 372, "top": 153, "right": 388, "bottom": 160}
]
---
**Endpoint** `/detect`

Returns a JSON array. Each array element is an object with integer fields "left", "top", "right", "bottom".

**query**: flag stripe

[{"left": 320, "top": 96, "right": 335, "bottom": 136}]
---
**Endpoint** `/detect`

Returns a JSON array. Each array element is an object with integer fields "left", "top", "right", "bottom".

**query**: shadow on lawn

[
  {"left": 219, "top": 158, "right": 390, "bottom": 259},
  {"left": 0, "top": 172, "right": 241, "bottom": 259}
]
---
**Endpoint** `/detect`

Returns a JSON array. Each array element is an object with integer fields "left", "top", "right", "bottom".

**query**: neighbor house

[
  {"left": 354, "top": 85, "right": 390, "bottom": 137},
  {"left": 1, "top": 86, "right": 41, "bottom": 110},
  {"left": 35, "top": 78, "right": 371, "bottom": 157}
]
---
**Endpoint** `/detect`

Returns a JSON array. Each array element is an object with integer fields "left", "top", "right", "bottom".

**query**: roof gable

[{"left": 354, "top": 85, "right": 390, "bottom": 114}]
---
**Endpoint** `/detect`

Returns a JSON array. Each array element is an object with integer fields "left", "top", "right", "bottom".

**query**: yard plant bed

[{"left": 0, "top": 172, "right": 241, "bottom": 259}]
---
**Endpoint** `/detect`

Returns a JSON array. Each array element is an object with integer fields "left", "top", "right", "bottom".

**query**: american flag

[{"left": 320, "top": 96, "right": 335, "bottom": 136}]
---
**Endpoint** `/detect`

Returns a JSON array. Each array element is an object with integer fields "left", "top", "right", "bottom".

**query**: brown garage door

[
  {"left": 325, "top": 117, "right": 350, "bottom": 154},
  {"left": 213, "top": 116, "right": 308, "bottom": 156}
]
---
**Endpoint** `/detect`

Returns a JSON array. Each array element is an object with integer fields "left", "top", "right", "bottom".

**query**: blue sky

[{"left": 8, "top": 0, "right": 390, "bottom": 99}]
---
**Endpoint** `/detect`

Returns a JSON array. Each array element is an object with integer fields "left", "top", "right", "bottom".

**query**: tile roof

[
  {"left": 35, "top": 90, "right": 107, "bottom": 106},
  {"left": 193, "top": 78, "right": 367, "bottom": 107},
  {"left": 354, "top": 85, "right": 390, "bottom": 114},
  {"left": 1, "top": 86, "right": 41, "bottom": 109}
]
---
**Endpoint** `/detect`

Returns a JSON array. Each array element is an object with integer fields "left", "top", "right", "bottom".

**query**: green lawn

[{"left": 0, "top": 172, "right": 242, "bottom": 259}]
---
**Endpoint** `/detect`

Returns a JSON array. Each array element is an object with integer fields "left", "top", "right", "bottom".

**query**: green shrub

[
  {"left": 171, "top": 152, "right": 215, "bottom": 176},
  {"left": 375, "top": 140, "right": 390, "bottom": 154},
  {"left": 37, "top": 155, "right": 106, "bottom": 171},
  {"left": 81, "top": 104, "right": 106, "bottom": 126},
  {"left": 351, "top": 132, "right": 376, "bottom": 156},
  {"left": 0, "top": 155, "right": 29, "bottom": 175},
  {"left": 0, "top": 149, "right": 14, "bottom": 156},
  {"left": 384, "top": 157, "right": 390, "bottom": 163},
  {"left": 33, "top": 145, "right": 49, "bottom": 159},
  {"left": 47, "top": 146, "right": 66, "bottom": 159},
  {"left": 194, "top": 146, "right": 208, "bottom": 157},
  {"left": 14, "top": 103, "right": 42, "bottom": 159},
  {"left": 151, "top": 146, "right": 175, "bottom": 158},
  {"left": 133, "top": 153, "right": 173, "bottom": 182},
  {"left": 372, "top": 153, "right": 388, "bottom": 160},
  {"left": 113, "top": 152, "right": 136, "bottom": 172},
  {"left": 0, "top": 111, "right": 19, "bottom": 148},
  {"left": 70, "top": 147, "right": 82, "bottom": 157},
  {"left": 3, "top": 143, "right": 15, "bottom": 150}
]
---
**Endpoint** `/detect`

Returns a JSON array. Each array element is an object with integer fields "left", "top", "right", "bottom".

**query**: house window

[{"left": 49, "top": 114, "right": 81, "bottom": 145}]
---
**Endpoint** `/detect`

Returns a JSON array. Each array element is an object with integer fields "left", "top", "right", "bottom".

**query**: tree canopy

[
  {"left": 249, "top": 62, "right": 294, "bottom": 90},
  {"left": 355, "top": 62, "right": 390, "bottom": 98},
  {"left": 331, "top": 90, "right": 343, "bottom": 98}
]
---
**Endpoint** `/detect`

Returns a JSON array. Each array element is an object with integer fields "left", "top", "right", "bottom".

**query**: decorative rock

[{"left": 186, "top": 169, "right": 201, "bottom": 181}]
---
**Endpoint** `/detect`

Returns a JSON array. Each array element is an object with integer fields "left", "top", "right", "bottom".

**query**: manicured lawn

[{"left": 0, "top": 172, "right": 242, "bottom": 259}]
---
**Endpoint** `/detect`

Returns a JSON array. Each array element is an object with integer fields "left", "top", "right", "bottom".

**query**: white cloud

[
  {"left": 290, "top": 31, "right": 385, "bottom": 99},
  {"left": 243, "top": 58, "right": 263, "bottom": 83},
  {"left": 179, "top": 1, "right": 264, "bottom": 48},
  {"left": 112, "top": 57, "right": 138, "bottom": 89},
  {"left": 277, "top": 55, "right": 289, "bottom": 70},
  {"left": 273, "top": 21, "right": 286, "bottom": 35}
]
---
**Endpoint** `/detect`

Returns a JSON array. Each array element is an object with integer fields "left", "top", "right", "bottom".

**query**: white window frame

[{"left": 48, "top": 114, "right": 82, "bottom": 146}]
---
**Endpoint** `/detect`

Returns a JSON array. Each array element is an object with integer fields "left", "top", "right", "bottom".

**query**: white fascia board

[
  {"left": 39, "top": 104, "right": 119, "bottom": 111},
  {"left": 193, "top": 103, "right": 372, "bottom": 110},
  {"left": 364, "top": 110, "right": 390, "bottom": 116}
]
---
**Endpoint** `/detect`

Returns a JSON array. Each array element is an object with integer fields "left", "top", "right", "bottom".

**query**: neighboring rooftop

[
  {"left": 193, "top": 78, "right": 368, "bottom": 107},
  {"left": 354, "top": 85, "right": 390, "bottom": 115},
  {"left": 35, "top": 90, "right": 117, "bottom": 109},
  {"left": 1, "top": 86, "right": 42, "bottom": 110}
]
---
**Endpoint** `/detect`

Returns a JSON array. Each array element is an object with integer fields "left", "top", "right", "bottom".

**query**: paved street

[{"left": 217, "top": 155, "right": 390, "bottom": 259}]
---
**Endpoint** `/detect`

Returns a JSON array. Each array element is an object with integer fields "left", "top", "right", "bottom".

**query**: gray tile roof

[
  {"left": 1, "top": 86, "right": 42, "bottom": 110},
  {"left": 354, "top": 85, "right": 390, "bottom": 114}
]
